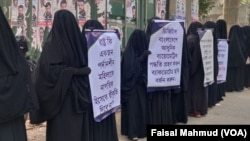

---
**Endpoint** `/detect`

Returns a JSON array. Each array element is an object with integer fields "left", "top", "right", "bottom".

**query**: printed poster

[
  {"left": 126, "top": 0, "right": 136, "bottom": 22},
  {"left": 191, "top": 0, "right": 199, "bottom": 22},
  {"left": 38, "top": 0, "right": 53, "bottom": 27},
  {"left": 77, "top": 0, "right": 91, "bottom": 27},
  {"left": 155, "top": 0, "right": 167, "bottom": 20}
]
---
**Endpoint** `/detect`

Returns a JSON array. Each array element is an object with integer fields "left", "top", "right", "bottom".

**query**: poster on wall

[
  {"left": 126, "top": 0, "right": 136, "bottom": 23},
  {"left": 85, "top": 30, "right": 121, "bottom": 122},
  {"left": 147, "top": 20, "right": 184, "bottom": 90},
  {"left": 173, "top": 0, "right": 186, "bottom": 21},
  {"left": 155, "top": 0, "right": 167, "bottom": 20},
  {"left": 38, "top": 0, "right": 53, "bottom": 27},
  {"left": 53, "top": 0, "right": 76, "bottom": 16},
  {"left": 11, "top": 0, "right": 26, "bottom": 26},
  {"left": 96, "top": 0, "right": 111, "bottom": 26},
  {"left": 77, "top": 0, "right": 91, "bottom": 27},
  {"left": 191, "top": 0, "right": 199, "bottom": 22},
  {"left": 32, "top": 0, "right": 38, "bottom": 27}
]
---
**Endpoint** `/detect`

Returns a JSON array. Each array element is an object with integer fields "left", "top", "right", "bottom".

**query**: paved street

[{"left": 27, "top": 88, "right": 250, "bottom": 141}]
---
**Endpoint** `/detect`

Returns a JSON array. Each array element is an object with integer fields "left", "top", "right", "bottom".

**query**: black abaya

[
  {"left": 121, "top": 29, "right": 149, "bottom": 139},
  {"left": 186, "top": 22, "right": 208, "bottom": 116},
  {"left": 215, "top": 19, "right": 228, "bottom": 99},
  {"left": 82, "top": 19, "right": 119, "bottom": 141},
  {"left": 242, "top": 26, "right": 250, "bottom": 88},
  {"left": 203, "top": 21, "right": 219, "bottom": 107},
  {"left": 226, "top": 25, "right": 246, "bottom": 92},
  {"left": 30, "top": 10, "right": 92, "bottom": 141},
  {"left": 0, "top": 6, "right": 38, "bottom": 141},
  {"left": 145, "top": 18, "right": 174, "bottom": 125}
]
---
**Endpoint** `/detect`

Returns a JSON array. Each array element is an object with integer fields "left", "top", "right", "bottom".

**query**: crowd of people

[{"left": 1, "top": 5, "right": 250, "bottom": 141}]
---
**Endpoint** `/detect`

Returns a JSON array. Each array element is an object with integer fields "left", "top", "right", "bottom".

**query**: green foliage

[
  {"left": 241, "top": 0, "right": 250, "bottom": 5},
  {"left": 199, "top": 0, "right": 215, "bottom": 19},
  {"left": 28, "top": 47, "right": 41, "bottom": 62}
]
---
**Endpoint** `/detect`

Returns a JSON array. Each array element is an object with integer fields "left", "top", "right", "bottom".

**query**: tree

[
  {"left": 199, "top": 0, "right": 215, "bottom": 20},
  {"left": 241, "top": 0, "right": 250, "bottom": 24}
]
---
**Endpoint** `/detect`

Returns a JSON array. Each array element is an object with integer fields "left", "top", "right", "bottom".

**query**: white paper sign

[
  {"left": 217, "top": 39, "right": 229, "bottom": 83},
  {"left": 87, "top": 31, "right": 121, "bottom": 122},
  {"left": 147, "top": 21, "right": 184, "bottom": 88},
  {"left": 199, "top": 29, "right": 214, "bottom": 86}
]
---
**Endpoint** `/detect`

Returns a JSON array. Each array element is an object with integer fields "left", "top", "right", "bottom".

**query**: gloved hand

[
  {"left": 139, "top": 50, "right": 151, "bottom": 62},
  {"left": 72, "top": 67, "right": 91, "bottom": 75}
]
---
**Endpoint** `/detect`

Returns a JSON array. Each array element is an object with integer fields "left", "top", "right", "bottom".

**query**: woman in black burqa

[
  {"left": 81, "top": 19, "right": 119, "bottom": 141},
  {"left": 0, "top": 7, "right": 38, "bottom": 141},
  {"left": 226, "top": 25, "right": 246, "bottom": 92},
  {"left": 203, "top": 21, "right": 220, "bottom": 108},
  {"left": 215, "top": 19, "right": 228, "bottom": 100},
  {"left": 145, "top": 17, "right": 190, "bottom": 124},
  {"left": 145, "top": 17, "right": 174, "bottom": 125},
  {"left": 242, "top": 25, "right": 250, "bottom": 88},
  {"left": 29, "top": 10, "right": 92, "bottom": 141},
  {"left": 121, "top": 29, "right": 150, "bottom": 140},
  {"left": 186, "top": 21, "right": 208, "bottom": 117}
]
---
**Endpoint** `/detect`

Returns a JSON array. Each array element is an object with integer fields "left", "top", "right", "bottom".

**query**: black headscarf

[
  {"left": 215, "top": 19, "right": 227, "bottom": 39},
  {"left": 121, "top": 29, "right": 148, "bottom": 99},
  {"left": 242, "top": 26, "right": 250, "bottom": 58},
  {"left": 228, "top": 25, "right": 246, "bottom": 67},
  {"left": 187, "top": 21, "right": 203, "bottom": 36},
  {"left": 30, "top": 10, "right": 90, "bottom": 123},
  {"left": 82, "top": 19, "right": 104, "bottom": 30},
  {"left": 186, "top": 21, "right": 203, "bottom": 76},
  {"left": 0, "top": 7, "right": 38, "bottom": 123}
]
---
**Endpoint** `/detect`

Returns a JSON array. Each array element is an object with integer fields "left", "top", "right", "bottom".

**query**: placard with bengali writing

[
  {"left": 198, "top": 29, "right": 214, "bottom": 86},
  {"left": 147, "top": 20, "right": 184, "bottom": 89},
  {"left": 217, "top": 39, "right": 229, "bottom": 83},
  {"left": 86, "top": 30, "right": 121, "bottom": 122}
]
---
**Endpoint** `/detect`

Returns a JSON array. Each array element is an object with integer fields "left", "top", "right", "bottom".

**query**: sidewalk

[{"left": 27, "top": 88, "right": 250, "bottom": 141}]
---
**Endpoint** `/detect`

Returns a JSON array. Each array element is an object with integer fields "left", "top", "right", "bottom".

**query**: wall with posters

[{"left": 1, "top": 0, "right": 173, "bottom": 61}]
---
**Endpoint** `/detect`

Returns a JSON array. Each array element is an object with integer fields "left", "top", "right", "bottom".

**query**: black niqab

[
  {"left": 121, "top": 29, "right": 148, "bottom": 93},
  {"left": 215, "top": 19, "right": 227, "bottom": 39}
]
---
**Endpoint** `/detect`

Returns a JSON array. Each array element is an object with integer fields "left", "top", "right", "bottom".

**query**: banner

[
  {"left": 147, "top": 20, "right": 184, "bottom": 90},
  {"left": 86, "top": 30, "right": 121, "bottom": 122},
  {"left": 217, "top": 39, "right": 229, "bottom": 83},
  {"left": 198, "top": 29, "right": 214, "bottom": 86}
]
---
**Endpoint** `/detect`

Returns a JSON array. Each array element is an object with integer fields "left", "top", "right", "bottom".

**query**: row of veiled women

[
  {"left": 121, "top": 18, "right": 250, "bottom": 141},
  {"left": 1, "top": 5, "right": 250, "bottom": 141},
  {"left": 0, "top": 8, "right": 118, "bottom": 141}
]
